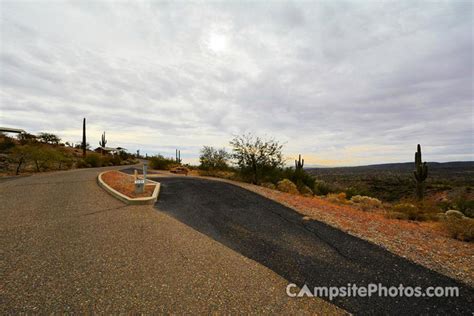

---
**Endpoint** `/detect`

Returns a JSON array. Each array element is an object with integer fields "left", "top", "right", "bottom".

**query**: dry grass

[
  {"left": 444, "top": 217, "right": 474, "bottom": 242},
  {"left": 101, "top": 170, "right": 155, "bottom": 198}
]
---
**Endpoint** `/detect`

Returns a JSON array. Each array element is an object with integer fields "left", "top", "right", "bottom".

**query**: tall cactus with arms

[
  {"left": 99, "top": 131, "right": 107, "bottom": 155},
  {"left": 295, "top": 154, "right": 304, "bottom": 171},
  {"left": 414, "top": 144, "right": 428, "bottom": 200},
  {"left": 99, "top": 131, "right": 107, "bottom": 147},
  {"left": 176, "top": 149, "right": 182, "bottom": 164}
]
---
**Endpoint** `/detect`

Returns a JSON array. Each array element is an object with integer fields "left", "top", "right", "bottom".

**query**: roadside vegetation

[
  {"left": 181, "top": 133, "right": 473, "bottom": 243},
  {"left": 0, "top": 131, "right": 138, "bottom": 175}
]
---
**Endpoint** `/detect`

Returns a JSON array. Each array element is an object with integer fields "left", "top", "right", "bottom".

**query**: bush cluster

[
  {"left": 386, "top": 202, "right": 441, "bottom": 221},
  {"left": 276, "top": 179, "right": 299, "bottom": 194},
  {"left": 77, "top": 153, "right": 136, "bottom": 168},
  {"left": 350, "top": 195, "right": 383, "bottom": 211},
  {"left": 10, "top": 144, "right": 73, "bottom": 173},
  {"left": 327, "top": 192, "right": 350, "bottom": 204},
  {"left": 149, "top": 155, "right": 177, "bottom": 170},
  {"left": 313, "top": 180, "right": 334, "bottom": 196},
  {"left": 443, "top": 217, "right": 474, "bottom": 242}
]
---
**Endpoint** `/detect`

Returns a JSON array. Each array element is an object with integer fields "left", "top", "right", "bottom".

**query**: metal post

[{"left": 143, "top": 162, "right": 147, "bottom": 185}]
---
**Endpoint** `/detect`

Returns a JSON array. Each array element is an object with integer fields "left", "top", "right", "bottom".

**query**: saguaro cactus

[
  {"left": 295, "top": 154, "right": 304, "bottom": 171},
  {"left": 176, "top": 149, "right": 182, "bottom": 164},
  {"left": 414, "top": 144, "right": 428, "bottom": 200},
  {"left": 99, "top": 131, "right": 107, "bottom": 147},
  {"left": 82, "top": 118, "right": 86, "bottom": 157}
]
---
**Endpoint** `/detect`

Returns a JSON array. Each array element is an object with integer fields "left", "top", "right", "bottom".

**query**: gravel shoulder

[{"left": 0, "top": 167, "right": 342, "bottom": 314}]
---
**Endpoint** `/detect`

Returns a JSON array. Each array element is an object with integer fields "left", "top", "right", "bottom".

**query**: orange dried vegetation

[{"left": 102, "top": 170, "right": 155, "bottom": 198}]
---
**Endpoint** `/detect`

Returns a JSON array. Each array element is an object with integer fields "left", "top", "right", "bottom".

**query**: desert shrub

[
  {"left": 17, "top": 132, "right": 37, "bottom": 145},
  {"left": 149, "top": 155, "right": 175, "bottom": 170},
  {"left": 385, "top": 211, "right": 409, "bottom": 220},
  {"left": 198, "top": 169, "right": 236, "bottom": 180},
  {"left": 0, "top": 135, "right": 16, "bottom": 152},
  {"left": 277, "top": 179, "right": 299, "bottom": 194},
  {"left": 102, "top": 155, "right": 122, "bottom": 166},
  {"left": 10, "top": 145, "right": 34, "bottom": 174},
  {"left": 76, "top": 159, "right": 88, "bottom": 168},
  {"left": 29, "top": 145, "right": 62, "bottom": 171},
  {"left": 351, "top": 195, "right": 383, "bottom": 211},
  {"left": 199, "top": 146, "right": 230, "bottom": 170},
  {"left": 286, "top": 167, "right": 316, "bottom": 192},
  {"left": 230, "top": 133, "right": 284, "bottom": 184},
  {"left": 118, "top": 150, "right": 132, "bottom": 160},
  {"left": 327, "top": 192, "right": 350, "bottom": 204},
  {"left": 345, "top": 186, "right": 370, "bottom": 199},
  {"left": 443, "top": 217, "right": 474, "bottom": 242},
  {"left": 100, "top": 156, "right": 114, "bottom": 166},
  {"left": 391, "top": 203, "right": 427, "bottom": 221},
  {"left": 261, "top": 182, "right": 276, "bottom": 190},
  {"left": 313, "top": 180, "right": 333, "bottom": 196},
  {"left": 453, "top": 191, "right": 474, "bottom": 218},
  {"left": 84, "top": 153, "right": 102, "bottom": 167},
  {"left": 437, "top": 200, "right": 452, "bottom": 212},
  {"left": 299, "top": 185, "right": 313, "bottom": 196},
  {"left": 445, "top": 210, "right": 465, "bottom": 219},
  {"left": 61, "top": 157, "right": 74, "bottom": 169}
]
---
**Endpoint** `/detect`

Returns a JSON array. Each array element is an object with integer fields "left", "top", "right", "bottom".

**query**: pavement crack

[
  {"left": 79, "top": 205, "right": 128, "bottom": 217},
  {"left": 256, "top": 203, "right": 357, "bottom": 263}
]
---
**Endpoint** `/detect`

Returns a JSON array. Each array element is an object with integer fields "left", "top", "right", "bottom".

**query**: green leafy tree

[
  {"left": 38, "top": 132, "right": 61, "bottom": 145},
  {"left": 199, "top": 146, "right": 230, "bottom": 170},
  {"left": 230, "top": 133, "right": 284, "bottom": 184}
]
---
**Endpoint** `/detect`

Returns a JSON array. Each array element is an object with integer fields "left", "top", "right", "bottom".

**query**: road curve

[
  {"left": 155, "top": 177, "right": 474, "bottom": 315},
  {"left": 0, "top": 168, "right": 342, "bottom": 314}
]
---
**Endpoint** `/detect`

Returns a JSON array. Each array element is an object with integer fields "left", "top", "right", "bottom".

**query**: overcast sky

[{"left": 0, "top": 0, "right": 472, "bottom": 166}]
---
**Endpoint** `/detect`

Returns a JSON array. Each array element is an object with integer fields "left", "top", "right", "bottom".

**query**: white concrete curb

[{"left": 97, "top": 171, "right": 160, "bottom": 205}]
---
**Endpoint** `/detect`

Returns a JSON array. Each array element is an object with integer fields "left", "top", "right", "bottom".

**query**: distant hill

[
  {"left": 305, "top": 161, "right": 474, "bottom": 202},
  {"left": 307, "top": 161, "right": 474, "bottom": 173}
]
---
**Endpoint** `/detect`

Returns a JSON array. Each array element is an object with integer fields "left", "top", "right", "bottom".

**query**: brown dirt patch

[{"left": 101, "top": 170, "right": 155, "bottom": 198}]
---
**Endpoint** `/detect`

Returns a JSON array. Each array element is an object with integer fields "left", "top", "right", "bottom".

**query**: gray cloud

[{"left": 0, "top": 0, "right": 472, "bottom": 165}]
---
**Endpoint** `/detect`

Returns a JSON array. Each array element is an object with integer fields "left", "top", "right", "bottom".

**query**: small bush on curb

[{"left": 277, "top": 179, "right": 299, "bottom": 194}]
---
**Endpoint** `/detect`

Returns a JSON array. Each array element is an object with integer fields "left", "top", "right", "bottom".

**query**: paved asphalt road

[
  {"left": 0, "top": 167, "right": 342, "bottom": 314},
  {"left": 155, "top": 176, "right": 474, "bottom": 315}
]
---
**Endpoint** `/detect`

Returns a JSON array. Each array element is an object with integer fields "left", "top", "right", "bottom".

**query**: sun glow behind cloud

[{"left": 206, "top": 32, "right": 229, "bottom": 54}]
